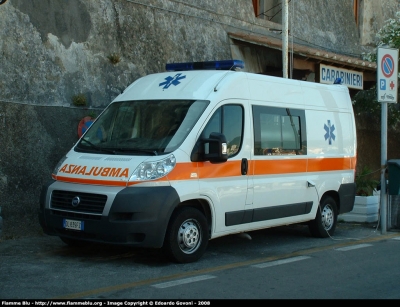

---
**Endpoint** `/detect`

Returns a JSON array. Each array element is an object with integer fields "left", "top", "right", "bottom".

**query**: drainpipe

[{"left": 282, "top": 0, "right": 289, "bottom": 78}]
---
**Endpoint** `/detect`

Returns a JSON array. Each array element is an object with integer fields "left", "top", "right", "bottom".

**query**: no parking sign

[
  {"left": 377, "top": 46, "right": 398, "bottom": 103},
  {"left": 78, "top": 116, "right": 94, "bottom": 138}
]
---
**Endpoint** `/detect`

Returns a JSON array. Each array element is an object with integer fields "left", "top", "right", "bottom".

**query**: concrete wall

[
  {"left": 0, "top": 101, "right": 91, "bottom": 238},
  {"left": 0, "top": 0, "right": 399, "bottom": 239},
  {"left": 359, "top": 0, "right": 400, "bottom": 48},
  {"left": 290, "top": 0, "right": 360, "bottom": 56}
]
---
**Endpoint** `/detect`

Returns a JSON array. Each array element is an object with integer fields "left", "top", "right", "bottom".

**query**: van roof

[
  {"left": 114, "top": 70, "right": 237, "bottom": 101},
  {"left": 113, "top": 68, "right": 351, "bottom": 111}
]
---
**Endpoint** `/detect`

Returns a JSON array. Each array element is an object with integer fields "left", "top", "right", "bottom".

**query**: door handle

[{"left": 241, "top": 158, "right": 248, "bottom": 175}]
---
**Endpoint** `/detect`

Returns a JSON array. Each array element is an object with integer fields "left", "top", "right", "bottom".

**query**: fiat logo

[{"left": 71, "top": 196, "right": 81, "bottom": 207}]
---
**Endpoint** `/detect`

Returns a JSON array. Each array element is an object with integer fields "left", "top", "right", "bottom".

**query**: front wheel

[
  {"left": 162, "top": 207, "right": 209, "bottom": 263},
  {"left": 308, "top": 196, "right": 338, "bottom": 238}
]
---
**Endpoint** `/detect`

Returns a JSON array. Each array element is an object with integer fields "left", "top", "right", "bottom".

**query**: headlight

[
  {"left": 52, "top": 155, "right": 68, "bottom": 176},
  {"left": 130, "top": 154, "right": 176, "bottom": 181}
]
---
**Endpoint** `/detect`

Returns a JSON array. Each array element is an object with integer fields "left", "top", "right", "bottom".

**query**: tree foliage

[{"left": 353, "top": 11, "right": 400, "bottom": 128}]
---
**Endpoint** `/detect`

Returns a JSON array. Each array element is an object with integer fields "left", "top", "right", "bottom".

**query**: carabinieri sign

[{"left": 319, "top": 64, "right": 363, "bottom": 90}]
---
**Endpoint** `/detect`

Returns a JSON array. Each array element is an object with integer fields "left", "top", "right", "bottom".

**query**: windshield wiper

[
  {"left": 80, "top": 138, "right": 116, "bottom": 154},
  {"left": 114, "top": 148, "right": 158, "bottom": 156}
]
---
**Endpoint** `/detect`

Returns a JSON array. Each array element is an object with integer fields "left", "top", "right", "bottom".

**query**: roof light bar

[
  {"left": 166, "top": 60, "right": 245, "bottom": 72},
  {"left": 334, "top": 78, "right": 343, "bottom": 84}
]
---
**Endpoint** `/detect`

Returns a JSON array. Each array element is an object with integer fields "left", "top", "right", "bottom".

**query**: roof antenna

[{"left": 214, "top": 60, "right": 245, "bottom": 91}]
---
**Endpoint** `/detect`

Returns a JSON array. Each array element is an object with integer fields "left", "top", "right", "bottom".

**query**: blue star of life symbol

[
  {"left": 324, "top": 120, "right": 336, "bottom": 145},
  {"left": 159, "top": 73, "right": 186, "bottom": 89}
]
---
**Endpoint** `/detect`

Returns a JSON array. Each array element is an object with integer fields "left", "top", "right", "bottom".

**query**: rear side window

[{"left": 253, "top": 105, "right": 306, "bottom": 155}]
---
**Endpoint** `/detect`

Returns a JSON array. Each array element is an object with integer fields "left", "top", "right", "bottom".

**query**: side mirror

[{"left": 191, "top": 132, "right": 228, "bottom": 163}]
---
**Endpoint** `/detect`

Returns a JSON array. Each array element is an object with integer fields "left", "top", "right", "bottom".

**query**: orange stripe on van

[
  {"left": 253, "top": 159, "right": 307, "bottom": 175},
  {"left": 197, "top": 161, "right": 242, "bottom": 178},
  {"left": 135, "top": 161, "right": 243, "bottom": 181},
  {"left": 53, "top": 175, "right": 128, "bottom": 187},
  {"left": 307, "top": 157, "right": 354, "bottom": 172},
  {"left": 54, "top": 156, "right": 356, "bottom": 186},
  {"left": 167, "top": 162, "right": 200, "bottom": 180},
  {"left": 163, "top": 161, "right": 242, "bottom": 180}
]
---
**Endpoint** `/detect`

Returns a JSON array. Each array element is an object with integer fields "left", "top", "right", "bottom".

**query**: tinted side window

[
  {"left": 201, "top": 104, "right": 244, "bottom": 157},
  {"left": 253, "top": 106, "right": 306, "bottom": 155}
]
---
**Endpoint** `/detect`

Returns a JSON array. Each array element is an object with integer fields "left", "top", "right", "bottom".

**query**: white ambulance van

[{"left": 39, "top": 60, "right": 357, "bottom": 263}]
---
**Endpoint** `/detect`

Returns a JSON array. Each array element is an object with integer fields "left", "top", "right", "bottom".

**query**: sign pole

[
  {"left": 377, "top": 46, "right": 399, "bottom": 234},
  {"left": 380, "top": 102, "right": 387, "bottom": 234}
]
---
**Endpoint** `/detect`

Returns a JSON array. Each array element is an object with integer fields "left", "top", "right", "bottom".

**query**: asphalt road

[{"left": 1, "top": 221, "right": 400, "bottom": 301}]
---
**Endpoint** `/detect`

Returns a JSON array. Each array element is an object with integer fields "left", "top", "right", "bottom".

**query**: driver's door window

[{"left": 201, "top": 104, "right": 244, "bottom": 157}]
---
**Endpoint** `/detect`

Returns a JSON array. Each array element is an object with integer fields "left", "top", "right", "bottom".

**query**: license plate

[{"left": 63, "top": 219, "right": 84, "bottom": 231}]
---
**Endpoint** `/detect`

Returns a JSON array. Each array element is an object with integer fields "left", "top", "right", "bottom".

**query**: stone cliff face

[
  {"left": 0, "top": 0, "right": 398, "bottom": 238},
  {"left": 1, "top": 0, "right": 370, "bottom": 108}
]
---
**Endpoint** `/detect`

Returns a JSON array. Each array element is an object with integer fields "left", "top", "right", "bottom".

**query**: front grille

[{"left": 51, "top": 190, "right": 107, "bottom": 214}]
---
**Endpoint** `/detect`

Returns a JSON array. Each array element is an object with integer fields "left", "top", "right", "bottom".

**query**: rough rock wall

[
  {"left": 0, "top": 0, "right": 398, "bottom": 239},
  {"left": 1, "top": 0, "right": 232, "bottom": 108},
  {"left": 359, "top": 0, "right": 400, "bottom": 48},
  {"left": 290, "top": 0, "right": 361, "bottom": 56},
  {"left": 1, "top": 0, "right": 369, "bottom": 110}
]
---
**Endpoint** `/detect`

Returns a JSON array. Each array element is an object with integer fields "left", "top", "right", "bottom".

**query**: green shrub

[
  {"left": 107, "top": 53, "right": 121, "bottom": 64},
  {"left": 72, "top": 94, "right": 87, "bottom": 107},
  {"left": 356, "top": 166, "right": 380, "bottom": 196}
]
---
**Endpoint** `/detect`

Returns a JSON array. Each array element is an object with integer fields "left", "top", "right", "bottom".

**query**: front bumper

[{"left": 39, "top": 180, "right": 180, "bottom": 248}]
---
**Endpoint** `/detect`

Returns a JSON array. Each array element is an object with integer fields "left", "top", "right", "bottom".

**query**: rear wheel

[
  {"left": 308, "top": 196, "right": 338, "bottom": 238},
  {"left": 162, "top": 207, "right": 209, "bottom": 263}
]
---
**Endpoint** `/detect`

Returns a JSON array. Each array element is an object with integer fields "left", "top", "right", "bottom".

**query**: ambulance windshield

[{"left": 75, "top": 99, "right": 209, "bottom": 155}]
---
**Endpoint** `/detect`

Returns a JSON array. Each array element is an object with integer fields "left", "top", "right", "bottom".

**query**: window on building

[{"left": 253, "top": 0, "right": 283, "bottom": 24}]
